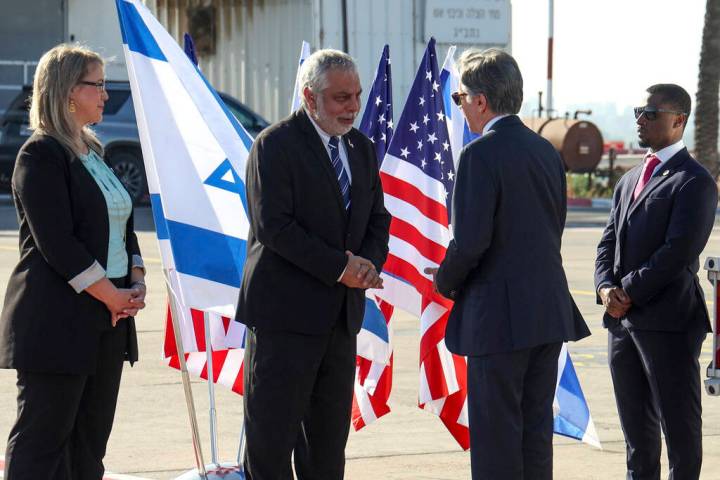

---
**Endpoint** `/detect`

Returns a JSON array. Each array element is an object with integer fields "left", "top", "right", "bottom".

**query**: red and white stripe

[
  {"left": 352, "top": 298, "right": 394, "bottom": 430},
  {"left": 163, "top": 303, "right": 245, "bottom": 395},
  {"left": 376, "top": 152, "right": 470, "bottom": 450},
  {"left": 163, "top": 297, "right": 396, "bottom": 428}
]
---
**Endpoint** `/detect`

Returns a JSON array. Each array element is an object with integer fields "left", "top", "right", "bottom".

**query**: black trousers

[
  {"left": 467, "top": 342, "right": 562, "bottom": 480},
  {"left": 609, "top": 324, "right": 706, "bottom": 480},
  {"left": 4, "top": 320, "right": 129, "bottom": 480},
  {"left": 243, "top": 321, "right": 356, "bottom": 480}
]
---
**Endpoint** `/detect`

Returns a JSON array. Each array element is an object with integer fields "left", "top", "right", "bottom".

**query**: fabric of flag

[
  {"left": 553, "top": 344, "right": 601, "bottom": 447},
  {"left": 164, "top": 305, "right": 246, "bottom": 395},
  {"left": 352, "top": 46, "right": 396, "bottom": 430},
  {"left": 373, "top": 37, "right": 469, "bottom": 449},
  {"left": 439, "top": 46, "right": 477, "bottom": 169},
  {"left": 116, "top": 0, "right": 249, "bottom": 361},
  {"left": 290, "top": 41, "right": 311, "bottom": 113},
  {"left": 351, "top": 298, "right": 394, "bottom": 430},
  {"left": 439, "top": 46, "right": 600, "bottom": 449},
  {"left": 359, "top": 44, "right": 393, "bottom": 164},
  {"left": 182, "top": 33, "right": 198, "bottom": 67}
]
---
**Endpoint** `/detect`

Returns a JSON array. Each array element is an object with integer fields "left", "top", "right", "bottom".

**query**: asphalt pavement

[{"left": 0, "top": 206, "right": 717, "bottom": 479}]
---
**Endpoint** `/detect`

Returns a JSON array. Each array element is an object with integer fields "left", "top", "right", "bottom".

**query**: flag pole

[
  {"left": 203, "top": 312, "right": 220, "bottom": 465},
  {"left": 236, "top": 418, "right": 246, "bottom": 465},
  {"left": 165, "top": 271, "right": 208, "bottom": 478}
]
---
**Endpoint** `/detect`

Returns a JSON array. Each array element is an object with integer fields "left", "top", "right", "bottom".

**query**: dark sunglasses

[
  {"left": 78, "top": 80, "right": 106, "bottom": 92},
  {"left": 633, "top": 105, "right": 687, "bottom": 121},
  {"left": 451, "top": 91, "right": 468, "bottom": 107}
]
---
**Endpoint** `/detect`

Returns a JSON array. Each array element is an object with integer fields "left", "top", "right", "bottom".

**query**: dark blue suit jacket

[
  {"left": 436, "top": 115, "right": 590, "bottom": 356},
  {"left": 595, "top": 148, "right": 717, "bottom": 332}
]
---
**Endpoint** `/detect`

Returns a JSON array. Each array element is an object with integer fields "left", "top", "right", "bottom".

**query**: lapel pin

[
  {"left": 662, "top": 170, "right": 669, "bottom": 176},
  {"left": 347, "top": 139, "right": 354, "bottom": 149}
]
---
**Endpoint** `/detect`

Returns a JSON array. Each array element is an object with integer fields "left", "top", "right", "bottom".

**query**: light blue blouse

[{"left": 78, "top": 149, "right": 133, "bottom": 279}]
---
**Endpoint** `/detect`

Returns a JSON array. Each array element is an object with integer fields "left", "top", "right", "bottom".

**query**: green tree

[{"left": 695, "top": 0, "right": 720, "bottom": 177}]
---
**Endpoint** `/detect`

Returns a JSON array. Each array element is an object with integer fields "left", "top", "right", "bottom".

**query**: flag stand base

[
  {"left": 705, "top": 257, "right": 720, "bottom": 396},
  {"left": 175, "top": 463, "right": 245, "bottom": 479}
]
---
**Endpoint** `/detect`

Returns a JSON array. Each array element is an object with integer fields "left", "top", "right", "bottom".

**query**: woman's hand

[
  {"left": 85, "top": 278, "right": 137, "bottom": 327},
  {"left": 120, "top": 282, "right": 147, "bottom": 318}
]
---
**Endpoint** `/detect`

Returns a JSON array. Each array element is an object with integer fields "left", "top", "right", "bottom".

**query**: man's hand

[
  {"left": 424, "top": 267, "right": 439, "bottom": 294},
  {"left": 341, "top": 251, "right": 383, "bottom": 289},
  {"left": 599, "top": 286, "right": 632, "bottom": 319}
]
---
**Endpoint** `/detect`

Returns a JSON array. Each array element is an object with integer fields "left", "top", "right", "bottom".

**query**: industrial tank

[{"left": 521, "top": 117, "right": 604, "bottom": 173}]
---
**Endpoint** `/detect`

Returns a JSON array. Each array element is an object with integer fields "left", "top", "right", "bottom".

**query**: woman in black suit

[{"left": 0, "top": 44, "right": 147, "bottom": 479}]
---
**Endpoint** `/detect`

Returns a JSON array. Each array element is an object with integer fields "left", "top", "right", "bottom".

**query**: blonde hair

[{"left": 29, "top": 44, "right": 104, "bottom": 156}]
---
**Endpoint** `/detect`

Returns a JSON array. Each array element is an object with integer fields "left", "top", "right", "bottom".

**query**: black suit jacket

[
  {"left": 236, "top": 109, "right": 390, "bottom": 335},
  {"left": 436, "top": 115, "right": 590, "bottom": 356},
  {"left": 0, "top": 134, "right": 141, "bottom": 374},
  {"left": 594, "top": 148, "right": 717, "bottom": 332}
]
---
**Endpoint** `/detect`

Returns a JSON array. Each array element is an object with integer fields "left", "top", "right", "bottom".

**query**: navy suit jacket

[
  {"left": 436, "top": 115, "right": 590, "bottom": 356},
  {"left": 595, "top": 147, "right": 717, "bottom": 332}
]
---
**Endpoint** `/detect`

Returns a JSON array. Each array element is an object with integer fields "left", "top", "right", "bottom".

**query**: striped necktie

[{"left": 328, "top": 136, "right": 351, "bottom": 211}]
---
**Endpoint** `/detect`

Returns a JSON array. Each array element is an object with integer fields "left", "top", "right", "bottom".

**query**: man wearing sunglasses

[
  {"left": 426, "top": 48, "right": 590, "bottom": 479},
  {"left": 595, "top": 84, "right": 718, "bottom": 480}
]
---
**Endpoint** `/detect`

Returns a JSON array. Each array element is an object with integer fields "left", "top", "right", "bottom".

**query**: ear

[
  {"left": 477, "top": 93, "right": 488, "bottom": 113},
  {"left": 302, "top": 86, "right": 316, "bottom": 112},
  {"left": 672, "top": 114, "right": 686, "bottom": 130},
  {"left": 68, "top": 85, "right": 78, "bottom": 102}
]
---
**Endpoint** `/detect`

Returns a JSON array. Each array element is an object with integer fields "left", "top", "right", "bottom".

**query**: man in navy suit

[
  {"left": 595, "top": 84, "right": 718, "bottom": 480},
  {"left": 426, "top": 48, "right": 590, "bottom": 480}
]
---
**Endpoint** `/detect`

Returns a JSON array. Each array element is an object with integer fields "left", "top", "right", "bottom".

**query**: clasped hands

[
  {"left": 340, "top": 251, "right": 383, "bottom": 289},
  {"left": 599, "top": 286, "right": 631, "bottom": 319},
  {"left": 109, "top": 284, "right": 147, "bottom": 327}
]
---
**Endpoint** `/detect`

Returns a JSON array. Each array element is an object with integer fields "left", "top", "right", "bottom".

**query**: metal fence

[
  {"left": 0, "top": 60, "right": 37, "bottom": 116},
  {"left": 0, "top": 60, "right": 37, "bottom": 91}
]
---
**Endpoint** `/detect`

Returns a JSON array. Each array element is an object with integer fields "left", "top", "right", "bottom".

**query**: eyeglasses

[
  {"left": 78, "top": 80, "right": 106, "bottom": 93},
  {"left": 451, "top": 91, "right": 468, "bottom": 107},
  {"left": 633, "top": 105, "right": 687, "bottom": 121}
]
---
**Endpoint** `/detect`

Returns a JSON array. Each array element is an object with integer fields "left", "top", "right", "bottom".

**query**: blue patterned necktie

[{"left": 328, "top": 136, "right": 351, "bottom": 211}]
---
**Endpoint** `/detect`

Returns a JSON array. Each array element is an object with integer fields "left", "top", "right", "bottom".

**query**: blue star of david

[{"left": 204, "top": 158, "right": 248, "bottom": 213}]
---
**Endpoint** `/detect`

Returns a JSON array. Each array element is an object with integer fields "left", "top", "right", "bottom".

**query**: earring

[{"left": 69, "top": 100, "right": 76, "bottom": 113}]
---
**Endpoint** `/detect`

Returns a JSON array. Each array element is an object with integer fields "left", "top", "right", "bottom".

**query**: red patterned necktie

[{"left": 633, "top": 154, "right": 662, "bottom": 201}]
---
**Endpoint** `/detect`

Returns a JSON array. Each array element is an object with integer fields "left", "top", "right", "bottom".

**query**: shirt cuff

[
  {"left": 69, "top": 260, "right": 106, "bottom": 293},
  {"left": 337, "top": 265, "right": 347, "bottom": 282},
  {"left": 131, "top": 254, "right": 146, "bottom": 274}
]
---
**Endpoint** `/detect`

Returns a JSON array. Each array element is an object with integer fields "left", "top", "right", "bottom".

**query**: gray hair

[
  {"left": 299, "top": 49, "right": 358, "bottom": 106},
  {"left": 457, "top": 48, "right": 523, "bottom": 115},
  {"left": 29, "top": 43, "right": 104, "bottom": 156}
]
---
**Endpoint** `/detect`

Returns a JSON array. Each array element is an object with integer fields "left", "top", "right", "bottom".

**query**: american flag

[
  {"left": 352, "top": 45, "right": 395, "bottom": 430},
  {"left": 359, "top": 44, "right": 393, "bottom": 163},
  {"left": 164, "top": 305, "right": 246, "bottom": 395},
  {"left": 375, "top": 38, "right": 469, "bottom": 449}
]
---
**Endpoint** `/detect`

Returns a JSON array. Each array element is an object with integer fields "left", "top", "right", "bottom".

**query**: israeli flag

[
  {"left": 439, "top": 47, "right": 600, "bottom": 449},
  {"left": 356, "top": 297, "right": 392, "bottom": 365},
  {"left": 116, "top": 0, "right": 251, "bottom": 326},
  {"left": 440, "top": 46, "right": 478, "bottom": 169},
  {"left": 554, "top": 344, "right": 601, "bottom": 447},
  {"left": 290, "top": 41, "right": 312, "bottom": 113}
]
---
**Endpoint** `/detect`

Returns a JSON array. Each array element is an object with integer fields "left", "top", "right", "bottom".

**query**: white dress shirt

[
  {"left": 305, "top": 108, "right": 353, "bottom": 281},
  {"left": 647, "top": 139, "right": 685, "bottom": 177},
  {"left": 306, "top": 108, "right": 352, "bottom": 183}
]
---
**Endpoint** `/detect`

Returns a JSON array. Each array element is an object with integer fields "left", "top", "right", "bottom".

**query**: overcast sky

[{"left": 510, "top": 0, "right": 705, "bottom": 114}]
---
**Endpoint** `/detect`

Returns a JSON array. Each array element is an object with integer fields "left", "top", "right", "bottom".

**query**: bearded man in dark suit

[{"left": 237, "top": 49, "right": 390, "bottom": 480}]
